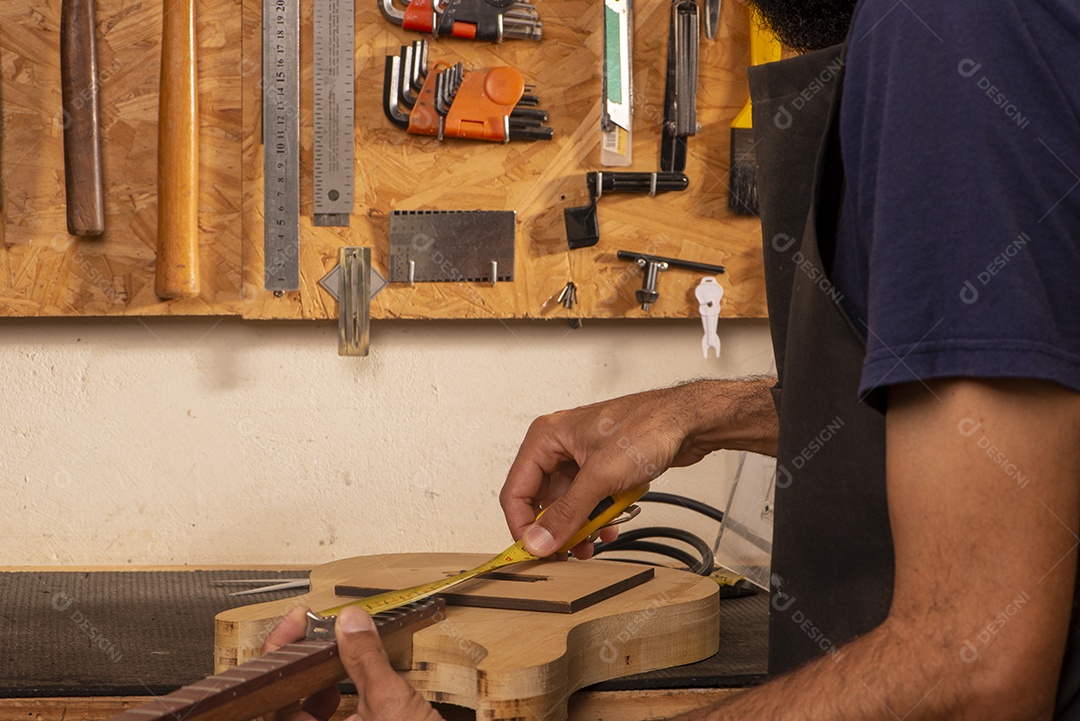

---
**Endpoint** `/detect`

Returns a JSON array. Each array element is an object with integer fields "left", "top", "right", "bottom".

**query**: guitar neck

[{"left": 108, "top": 599, "right": 444, "bottom": 721}]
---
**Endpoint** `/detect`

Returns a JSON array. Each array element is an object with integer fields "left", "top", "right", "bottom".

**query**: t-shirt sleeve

[{"left": 835, "top": 0, "right": 1080, "bottom": 404}]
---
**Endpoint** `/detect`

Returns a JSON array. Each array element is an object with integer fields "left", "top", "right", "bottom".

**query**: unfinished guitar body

[{"left": 215, "top": 553, "right": 719, "bottom": 721}]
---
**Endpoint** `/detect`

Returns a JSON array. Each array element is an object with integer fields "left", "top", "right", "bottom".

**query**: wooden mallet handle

[
  {"left": 155, "top": 0, "right": 200, "bottom": 299},
  {"left": 60, "top": 0, "right": 105, "bottom": 237}
]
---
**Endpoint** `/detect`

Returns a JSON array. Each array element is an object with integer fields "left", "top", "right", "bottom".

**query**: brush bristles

[{"left": 728, "top": 127, "right": 759, "bottom": 217}]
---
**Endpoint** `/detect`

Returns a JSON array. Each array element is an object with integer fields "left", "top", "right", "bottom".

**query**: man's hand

[
  {"left": 263, "top": 606, "right": 443, "bottom": 721},
  {"left": 501, "top": 378, "right": 778, "bottom": 558}
]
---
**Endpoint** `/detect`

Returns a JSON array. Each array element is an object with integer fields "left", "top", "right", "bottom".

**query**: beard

[{"left": 748, "top": 0, "right": 859, "bottom": 52}]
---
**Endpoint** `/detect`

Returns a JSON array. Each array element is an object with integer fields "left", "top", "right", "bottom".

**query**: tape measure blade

[
  {"left": 263, "top": 0, "right": 301, "bottom": 291},
  {"left": 312, "top": 0, "right": 354, "bottom": 225},
  {"left": 320, "top": 541, "right": 537, "bottom": 617}
]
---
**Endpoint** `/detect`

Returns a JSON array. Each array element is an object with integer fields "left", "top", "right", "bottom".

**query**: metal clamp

[{"left": 338, "top": 247, "right": 371, "bottom": 356}]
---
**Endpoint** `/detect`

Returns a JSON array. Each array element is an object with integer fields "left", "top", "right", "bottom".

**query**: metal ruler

[
  {"left": 313, "top": 0, "right": 354, "bottom": 227},
  {"left": 262, "top": 0, "right": 300, "bottom": 291}
]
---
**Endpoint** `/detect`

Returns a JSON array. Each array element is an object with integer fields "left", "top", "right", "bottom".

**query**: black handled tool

[
  {"left": 564, "top": 172, "right": 689, "bottom": 250},
  {"left": 660, "top": 0, "right": 699, "bottom": 172},
  {"left": 617, "top": 250, "right": 725, "bottom": 311}
]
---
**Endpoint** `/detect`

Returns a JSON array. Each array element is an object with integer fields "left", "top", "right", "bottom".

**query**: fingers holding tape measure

[{"left": 522, "top": 481, "right": 649, "bottom": 560}]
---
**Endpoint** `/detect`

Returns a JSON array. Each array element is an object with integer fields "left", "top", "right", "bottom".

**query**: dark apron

[{"left": 748, "top": 44, "right": 895, "bottom": 676}]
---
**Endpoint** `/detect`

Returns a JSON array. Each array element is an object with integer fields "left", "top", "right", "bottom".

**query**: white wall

[{"left": 2, "top": 317, "right": 773, "bottom": 566}]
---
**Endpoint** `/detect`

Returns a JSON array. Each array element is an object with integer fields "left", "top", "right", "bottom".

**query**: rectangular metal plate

[{"left": 388, "top": 210, "right": 516, "bottom": 283}]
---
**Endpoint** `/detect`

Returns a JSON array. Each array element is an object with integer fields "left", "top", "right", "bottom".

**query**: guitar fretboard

[{"left": 108, "top": 599, "right": 444, "bottom": 721}]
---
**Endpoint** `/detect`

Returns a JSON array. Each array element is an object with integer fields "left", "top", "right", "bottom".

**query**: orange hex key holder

[{"left": 383, "top": 40, "right": 553, "bottom": 143}]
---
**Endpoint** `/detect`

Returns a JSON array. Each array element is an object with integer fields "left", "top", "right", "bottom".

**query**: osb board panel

[
  {"left": 241, "top": 0, "right": 767, "bottom": 320},
  {"left": 0, "top": 0, "right": 243, "bottom": 316}
]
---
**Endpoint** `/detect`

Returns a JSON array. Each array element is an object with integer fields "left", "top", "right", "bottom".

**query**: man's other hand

[{"left": 262, "top": 606, "right": 443, "bottom": 721}]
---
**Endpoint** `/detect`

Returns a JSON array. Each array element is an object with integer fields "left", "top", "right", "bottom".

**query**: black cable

[
  {"left": 594, "top": 526, "right": 715, "bottom": 575},
  {"left": 640, "top": 491, "right": 725, "bottom": 524},
  {"left": 595, "top": 540, "right": 703, "bottom": 572}
]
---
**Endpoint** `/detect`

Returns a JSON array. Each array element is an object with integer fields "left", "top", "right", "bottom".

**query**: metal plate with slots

[{"left": 388, "top": 210, "right": 516, "bottom": 284}]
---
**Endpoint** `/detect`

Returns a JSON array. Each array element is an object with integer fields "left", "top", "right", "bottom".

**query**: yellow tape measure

[{"left": 319, "top": 484, "right": 649, "bottom": 618}]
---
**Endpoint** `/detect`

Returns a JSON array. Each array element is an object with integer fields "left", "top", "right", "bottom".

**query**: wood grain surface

[
  {"left": 240, "top": 0, "right": 766, "bottom": 320},
  {"left": 0, "top": 0, "right": 242, "bottom": 316},
  {"left": 1, "top": 0, "right": 766, "bottom": 319},
  {"left": 216, "top": 553, "right": 720, "bottom": 721}
]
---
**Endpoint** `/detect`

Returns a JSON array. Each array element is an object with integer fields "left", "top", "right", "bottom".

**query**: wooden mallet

[{"left": 155, "top": 0, "right": 200, "bottom": 299}]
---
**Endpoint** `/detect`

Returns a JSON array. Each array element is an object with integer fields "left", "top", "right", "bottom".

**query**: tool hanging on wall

[
  {"left": 378, "top": 0, "right": 542, "bottom": 42},
  {"left": 383, "top": 41, "right": 552, "bottom": 143},
  {"left": 660, "top": 0, "right": 699, "bottom": 173},
  {"left": 155, "top": 0, "right": 200, "bottom": 299},
  {"left": 318, "top": 248, "right": 389, "bottom": 357},
  {"left": 729, "top": 11, "right": 783, "bottom": 216},
  {"left": 564, "top": 171, "right": 689, "bottom": 250},
  {"left": 262, "top": 0, "right": 301, "bottom": 291},
  {"left": 696, "top": 276, "right": 724, "bottom": 358},
  {"left": 387, "top": 209, "right": 515, "bottom": 284},
  {"left": 704, "top": 0, "right": 720, "bottom": 40},
  {"left": 313, "top": 0, "right": 354, "bottom": 227},
  {"left": 617, "top": 250, "right": 725, "bottom": 311},
  {"left": 60, "top": 0, "right": 105, "bottom": 237},
  {"left": 600, "top": 0, "right": 633, "bottom": 167},
  {"left": 556, "top": 280, "right": 578, "bottom": 310}
]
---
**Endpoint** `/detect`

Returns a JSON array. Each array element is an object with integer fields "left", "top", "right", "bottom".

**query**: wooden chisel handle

[
  {"left": 61, "top": 0, "right": 105, "bottom": 237},
  {"left": 155, "top": 0, "right": 200, "bottom": 299}
]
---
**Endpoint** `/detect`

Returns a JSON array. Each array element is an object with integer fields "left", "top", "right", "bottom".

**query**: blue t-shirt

[{"left": 833, "top": 0, "right": 1080, "bottom": 403}]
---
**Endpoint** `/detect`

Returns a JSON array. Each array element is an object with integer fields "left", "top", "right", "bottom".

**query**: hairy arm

[
  {"left": 677, "top": 378, "right": 1080, "bottom": 720},
  {"left": 501, "top": 377, "right": 779, "bottom": 556}
]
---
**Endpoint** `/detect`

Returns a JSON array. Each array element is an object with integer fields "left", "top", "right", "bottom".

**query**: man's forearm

[
  {"left": 671, "top": 376, "right": 779, "bottom": 459},
  {"left": 674, "top": 619, "right": 959, "bottom": 721}
]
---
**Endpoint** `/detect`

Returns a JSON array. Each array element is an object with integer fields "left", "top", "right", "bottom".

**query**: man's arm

[
  {"left": 500, "top": 377, "right": 779, "bottom": 557},
  {"left": 677, "top": 377, "right": 1080, "bottom": 720}
]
